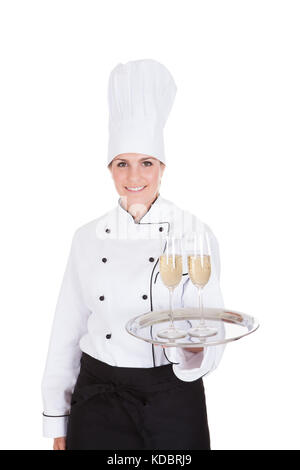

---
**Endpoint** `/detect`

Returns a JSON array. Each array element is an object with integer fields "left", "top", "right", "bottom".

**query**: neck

[{"left": 120, "top": 193, "right": 159, "bottom": 222}]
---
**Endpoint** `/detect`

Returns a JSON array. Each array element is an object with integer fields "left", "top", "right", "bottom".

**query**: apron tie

[{"left": 71, "top": 381, "right": 154, "bottom": 449}]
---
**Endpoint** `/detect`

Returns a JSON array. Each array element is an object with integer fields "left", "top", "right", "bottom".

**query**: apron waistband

[{"left": 79, "top": 351, "right": 180, "bottom": 391}]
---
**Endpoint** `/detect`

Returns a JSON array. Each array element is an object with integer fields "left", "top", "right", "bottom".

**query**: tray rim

[{"left": 125, "top": 307, "right": 260, "bottom": 348}]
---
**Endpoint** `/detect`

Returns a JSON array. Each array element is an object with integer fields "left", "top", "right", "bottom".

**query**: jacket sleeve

[
  {"left": 170, "top": 225, "right": 226, "bottom": 382},
  {"left": 41, "top": 229, "right": 91, "bottom": 438}
]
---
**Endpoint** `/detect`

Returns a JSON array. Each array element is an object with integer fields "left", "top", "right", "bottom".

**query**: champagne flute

[
  {"left": 186, "top": 230, "right": 218, "bottom": 338},
  {"left": 156, "top": 236, "right": 187, "bottom": 340}
]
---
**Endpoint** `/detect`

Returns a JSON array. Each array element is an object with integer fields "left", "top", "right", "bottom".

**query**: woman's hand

[
  {"left": 53, "top": 437, "right": 66, "bottom": 450},
  {"left": 157, "top": 344, "right": 204, "bottom": 353},
  {"left": 181, "top": 347, "right": 204, "bottom": 352}
]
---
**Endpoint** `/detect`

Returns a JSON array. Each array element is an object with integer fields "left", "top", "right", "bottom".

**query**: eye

[{"left": 116, "top": 161, "right": 153, "bottom": 167}]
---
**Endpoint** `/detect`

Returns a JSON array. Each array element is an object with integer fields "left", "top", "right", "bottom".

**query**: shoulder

[
  {"left": 71, "top": 206, "right": 117, "bottom": 245},
  {"left": 163, "top": 196, "right": 218, "bottom": 242}
]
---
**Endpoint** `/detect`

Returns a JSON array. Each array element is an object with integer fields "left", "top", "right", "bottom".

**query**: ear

[{"left": 160, "top": 163, "right": 166, "bottom": 176}]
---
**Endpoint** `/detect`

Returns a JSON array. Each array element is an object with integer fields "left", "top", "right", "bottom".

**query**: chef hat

[{"left": 107, "top": 59, "right": 177, "bottom": 167}]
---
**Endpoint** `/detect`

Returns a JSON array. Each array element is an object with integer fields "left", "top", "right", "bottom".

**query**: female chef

[{"left": 41, "top": 59, "right": 226, "bottom": 450}]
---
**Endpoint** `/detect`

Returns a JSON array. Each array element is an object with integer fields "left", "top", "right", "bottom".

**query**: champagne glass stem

[
  {"left": 198, "top": 286, "right": 205, "bottom": 327},
  {"left": 168, "top": 287, "right": 175, "bottom": 328}
]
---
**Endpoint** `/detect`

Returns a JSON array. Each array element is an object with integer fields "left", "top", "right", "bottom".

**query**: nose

[{"left": 127, "top": 165, "right": 144, "bottom": 183}]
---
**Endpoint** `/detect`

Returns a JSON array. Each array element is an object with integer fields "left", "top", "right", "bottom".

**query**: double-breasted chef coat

[{"left": 41, "top": 193, "right": 226, "bottom": 438}]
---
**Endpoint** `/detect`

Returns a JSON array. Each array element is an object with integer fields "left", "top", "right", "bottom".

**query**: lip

[{"left": 125, "top": 186, "right": 147, "bottom": 192}]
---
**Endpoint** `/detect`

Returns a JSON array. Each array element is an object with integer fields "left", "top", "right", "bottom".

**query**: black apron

[{"left": 66, "top": 351, "right": 210, "bottom": 450}]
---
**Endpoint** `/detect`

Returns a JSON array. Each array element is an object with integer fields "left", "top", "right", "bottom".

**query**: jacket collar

[
  {"left": 96, "top": 193, "right": 199, "bottom": 241},
  {"left": 96, "top": 193, "right": 171, "bottom": 240},
  {"left": 117, "top": 192, "right": 163, "bottom": 225},
  {"left": 117, "top": 192, "right": 171, "bottom": 239}
]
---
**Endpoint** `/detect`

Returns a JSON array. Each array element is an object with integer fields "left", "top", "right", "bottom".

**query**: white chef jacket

[{"left": 41, "top": 193, "right": 226, "bottom": 438}]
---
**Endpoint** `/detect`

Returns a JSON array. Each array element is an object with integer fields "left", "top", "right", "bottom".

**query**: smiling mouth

[{"left": 125, "top": 186, "right": 147, "bottom": 192}]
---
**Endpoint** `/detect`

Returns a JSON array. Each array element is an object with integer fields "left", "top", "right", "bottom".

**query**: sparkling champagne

[
  {"left": 159, "top": 254, "right": 182, "bottom": 288},
  {"left": 188, "top": 254, "right": 211, "bottom": 287}
]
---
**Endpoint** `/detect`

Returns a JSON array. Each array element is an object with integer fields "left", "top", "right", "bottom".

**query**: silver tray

[{"left": 125, "top": 307, "right": 259, "bottom": 347}]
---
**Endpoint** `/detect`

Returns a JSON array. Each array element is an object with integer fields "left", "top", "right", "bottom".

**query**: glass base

[
  {"left": 188, "top": 326, "right": 218, "bottom": 338},
  {"left": 156, "top": 327, "right": 187, "bottom": 340}
]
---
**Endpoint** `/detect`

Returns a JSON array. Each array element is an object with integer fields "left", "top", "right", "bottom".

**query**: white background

[{"left": 0, "top": 0, "right": 299, "bottom": 450}]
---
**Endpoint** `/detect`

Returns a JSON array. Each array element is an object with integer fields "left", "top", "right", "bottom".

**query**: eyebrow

[{"left": 114, "top": 157, "right": 156, "bottom": 162}]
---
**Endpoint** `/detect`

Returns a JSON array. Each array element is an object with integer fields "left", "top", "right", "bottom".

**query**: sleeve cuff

[
  {"left": 42, "top": 412, "right": 69, "bottom": 438},
  {"left": 171, "top": 346, "right": 216, "bottom": 382},
  {"left": 172, "top": 343, "right": 227, "bottom": 382},
  {"left": 172, "top": 348, "right": 207, "bottom": 382}
]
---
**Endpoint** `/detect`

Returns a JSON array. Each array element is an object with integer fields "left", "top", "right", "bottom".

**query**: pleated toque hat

[{"left": 107, "top": 59, "right": 177, "bottom": 166}]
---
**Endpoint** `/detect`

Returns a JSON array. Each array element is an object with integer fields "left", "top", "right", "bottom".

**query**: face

[{"left": 108, "top": 153, "right": 165, "bottom": 209}]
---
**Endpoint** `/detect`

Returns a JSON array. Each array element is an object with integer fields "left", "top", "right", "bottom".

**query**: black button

[
  {"left": 149, "top": 257, "right": 155, "bottom": 262},
  {"left": 102, "top": 257, "right": 107, "bottom": 263},
  {"left": 143, "top": 401, "right": 149, "bottom": 407},
  {"left": 105, "top": 228, "right": 111, "bottom": 233},
  {"left": 142, "top": 294, "right": 148, "bottom": 300},
  {"left": 106, "top": 333, "right": 111, "bottom": 339},
  {"left": 99, "top": 295, "right": 105, "bottom": 301},
  {"left": 159, "top": 227, "right": 164, "bottom": 232}
]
